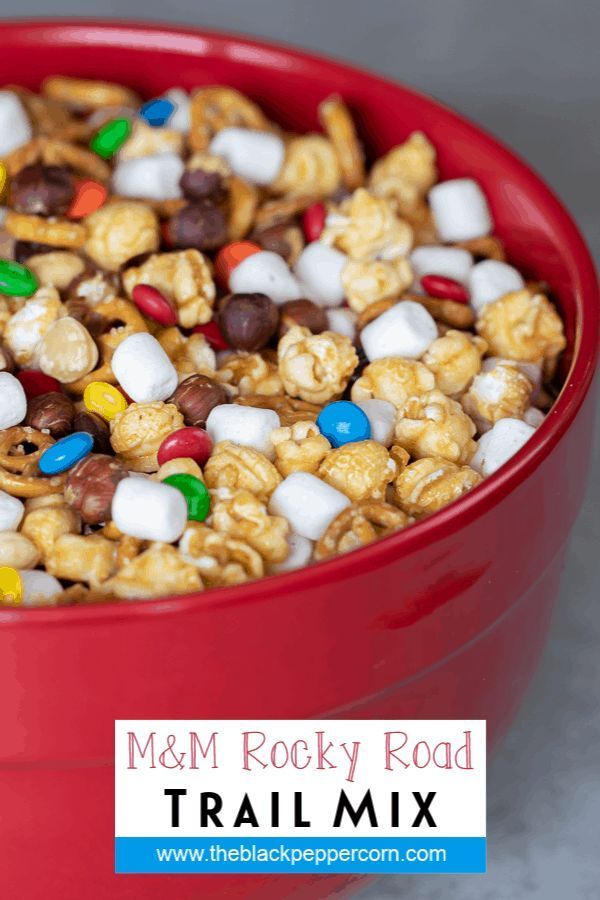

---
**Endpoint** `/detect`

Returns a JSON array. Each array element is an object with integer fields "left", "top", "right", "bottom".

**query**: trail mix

[{"left": 0, "top": 78, "right": 566, "bottom": 605}]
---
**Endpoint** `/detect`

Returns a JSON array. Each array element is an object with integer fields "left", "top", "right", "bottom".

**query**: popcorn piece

[
  {"left": 204, "top": 441, "right": 281, "bottom": 501},
  {"left": 37, "top": 316, "right": 99, "bottom": 384},
  {"left": 278, "top": 325, "right": 358, "bottom": 404},
  {"left": 342, "top": 257, "right": 413, "bottom": 313},
  {"left": 394, "top": 456, "right": 482, "bottom": 517},
  {"left": 112, "top": 152, "right": 185, "bottom": 201},
  {"left": 462, "top": 361, "right": 533, "bottom": 430},
  {"left": 211, "top": 487, "right": 289, "bottom": 563},
  {"left": 270, "top": 420, "right": 331, "bottom": 477},
  {"left": 322, "top": 188, "right": 413, "bottom": 260},
  {"left": 268, "top": 471, "right": 351, "bottom": 541},
  {"left": 111, "top": 333, "right": 178, "bottom": 404},
  {"left": 111, "top": 477, "right": 188, "bottom": 543},
  {"left": 4, "top": 285, "right": 65, "bottom": 367},
  {"left": 476, "top": 290, "right": 566, "bottom": 370},
  {"left": 104, "top": 543, "right": 202, "bottom": 599},
  {"left": 21, "top": 502, "right": 80, "bottom": 559},
  {"left": 468, "top": 259, "right": 525, "bottom": 313},
  {"left": 158, "top": 328, "right": 216, "bottom": 381},
  {"left": 19, "top": 569, "right": 62, "bottom": 607},
  {"left": 429, "top": 178, "right": 493, "bottom": 242},
  {"left": 209, "top": 127, "right": 285, "bottom": 185},
  {"left": 0, "top": 91, "right": 32, "bottom": 156},
  {"left": 206, "top": 404, "right": 280, "bottom": 458},
  {"left": 218, "top": 352, "right": 282, "bottom": 397},
  {"left": 368, "top": 132, "right": 437, "bottom": 214},
  {"left": 351, "top": 357, "right": 435, "bottom": 408},
  {"left": 410, "top": 245, "right": 473, "bottom": 287},
  {"left": 230, "top": 250, "right": 302, "bottom": 305},
  {"left": 315, "top": 500, "right": 411, "bottom": 560},
  {"left": 318, "top": 440, "right": 396, "bottom": 502},
  {"left": 360, "top": 300, "right": 437, "bottom": 362},
  {"left": 294, "top": 243, "right": 347, "bottom": 308},
  {"left": 110, "top": 401, "right": 184, "bottom": 473},
  {"left": 0, "top": 372, "right": 27, "bottom": 429},
  {"left": 0, "top": 490, "right": 24, "bottom": 531},
  {"left": 123, "top": 250, "right": 215, "bottom": 328},
  {"left": 45, "top": 533, "right": 116, "bottom": 586},
  {"left": 422, "top": 329, "right": 487, "bottom": 396},
  {"left": 271, "top": 532, "right": 314, "bottom": 573},
  {"left": 326, "top": 308, "right": 357, "bottom": 340},
  {"left": 271, "top": 134, "right": 341, "bottom": 197},
  {"left": 395, "top": 389, "right": 477, "bottom": 464},
  {"left": 470, "top": 418, "right": 536, "bottom": 476},
  {"left": 84, "top": 201, "right": 160, "bottom": 271},
  {"left": 180, "top": 522, "right": 263, "bottom": 586},
  {"left": 0, "top": 531, "right": 40, "bottom": 569},
  {"left": 355, "top": 399, "right": 396, "bottom": 447},
  {"left": 27, "top": 251, "right": 85, "bottom": 291}
]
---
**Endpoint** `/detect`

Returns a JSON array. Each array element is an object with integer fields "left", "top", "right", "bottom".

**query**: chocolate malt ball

[
  {"left": 167, "top": 201, "right": 228, "bottom": 252},
  {"left": 11, "top": 163, "right": 75, "bottom": 217},
  {"left": 219, "top": 292, "right": 279, "bottom": 352},
  {"left": 65, "top": 454, "right": 129, "bottom": 525},
  {"left": 170, "top": 374, "right": 229, "bottom": 428},
  {"left": 179, "top": 168, "right": 225, "bottom": 201},
  {"left": 72, "top": 410, "right": 112, "bottom": 455},
  {"left": 278, "top": 298, "right": 328, "bottom": 338},
  {"left": 25, "top": 392, "right": 75, "bottom": 438}
]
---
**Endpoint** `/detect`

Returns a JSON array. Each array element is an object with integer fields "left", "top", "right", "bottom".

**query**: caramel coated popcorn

[
  {"left": 322, "top": 188, "right": 413, "bottom": 260},
  {"left": 278, "top": 326, "right": 358, "bottom": 404},
  {"left": 394, "top": 457, "right": 482, "bottom": 517},
  {"left": 476, "top": 290, "right": 566, "bottom": 371},
  {"left": 422, "top": 329, "right": 487, "bottom": 396},
  {"left": 395, "top": 389, "right": 477, "bottom": 464},
  {"left": 318, "top": 440, "right": 396, "bottom": 501},
  {"left": 462, "top": 360, "right": 533, "bottom": 430},
  {"left": 110, "top": 402, "right": 184, "bottom": 473},
  {"left": 122, "top": 250, "right": 216, "bottom": 328},
  {"left": 84, "top": 200, "right": 160, "bottom": 271},
  {"left": 210, "top": 487, "right": 289, "bottom": 563},
  {"left": 204, "top": 441, "right": 281, "bottom": 501},
  {"left": 271, "top": 420, "right": 331, "bottom": 477},
  {"left": 351, "top": 357, "right": 435, "bottom": 407}
]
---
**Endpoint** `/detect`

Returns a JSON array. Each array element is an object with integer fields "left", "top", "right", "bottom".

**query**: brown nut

[
  {"left": 65, "top": 454, "right": 129, "bottom": 525},
  {"left": 170, "top": 374, "right": 229, "bottom": 427},
  {"left": 25, "top": 391, "right": 75, "bottom": 438},
  {"left": 10, "top": 163, "right": 75, "bottom": 217},
  {"left": 278, "top": 299, "right": 328, "bottom": 338},
  {"left": 167, "top": 201, "right": 228, "bottom": 252},
  {"left": 179, "top": 167, "right": 225, "bottom": 201},
  {"left": 72, "top": 410, "right": 112, "bottom": 454},
  {"left": 219, "top": 293, "right": 279, "bottom": 352}
]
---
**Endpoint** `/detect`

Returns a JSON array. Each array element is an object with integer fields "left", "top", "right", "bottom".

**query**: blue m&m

[
  {"left": 139, "top": 97, "right": 176, "bottom": 128},
  {"left": 38, "top": 432, "right": 94, "bottom": 476},
  {"left": 316, "top": 401, "right": 371, "bottom": 448}
]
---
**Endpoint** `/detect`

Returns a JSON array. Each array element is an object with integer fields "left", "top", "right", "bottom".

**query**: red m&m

[
  {"left": 301, "top": 202, "right": 326, "bottom": 243},
  {"left": 132, "top": 284, "right": 178, "bottom": 326},
  {"left": 192, "top": 320, "right": 230, "bottom": 351},
  {"left": 17, "top": 370, "right": 62, "bottom": 399},
  {"left": 420, "top": 274, "right": 470, "bottom": 303},
  {"left": 157, "top": 427, "right": 213, "bottom": 468}
]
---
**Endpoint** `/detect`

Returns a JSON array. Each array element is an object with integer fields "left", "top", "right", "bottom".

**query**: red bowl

[{"left": 0, "top": 20, "right": 598, "bottom": 900}]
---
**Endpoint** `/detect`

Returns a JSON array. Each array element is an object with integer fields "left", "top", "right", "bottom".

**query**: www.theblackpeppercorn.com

[{"left": 125, "top": 727, "right": 475, "bottom": 831}]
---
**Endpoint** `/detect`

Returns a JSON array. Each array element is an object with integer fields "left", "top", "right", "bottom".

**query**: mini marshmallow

[
  {"left": 206, "top": 404, "right": 280, "bottom": 458},
  {"left": 294, "top": 242, "right": 347, "bottom": 308},
  {"left": 470, "top": 417, "right": 536, "bottom": 477},
  {"left": 356, "top": 399, "right": 396, "bottom": 447},
  {"left": 0, "top": 91, "right": 32, "bottom": 157},
  {"left": 111, "top": 333, "right": 178, "bottom": 403},
  {"left": 112, "top": 477, "right": 188, "bottom": 543},
  {"left": 229, "top": 250, "right": 302, "bottom": 305},
  {"left": 271, "top": 532, "right": 314, "bottom": 573},
  {"left": 429, "top": 178, "right": 493, "bottom": 242},
  {"left": 360, "top": 300, "right": 437, "bottom": 361},
  {"left": 326, "top": 307, "right": 357, "bottom": 340},
  {"left": 523, "top": 407, "right": 545, "bottom": 428},
  {"left": 209, "top": 127, "right": 285, "bottom": 186},
  {"left": 410, "top": 246, "right": 474, "bottom": 288},
  {"left": 19, "top": 570, "right": 62, "bottom": 607},
  {"left": 0, "top": 372, "right": 27, "bottom": 429},
  {"left": 469, "top": 260, "right": 525, "bottom": 313},
  {"left": 111, "top": 152, "right": 185, "bottom": 201},
  {"left": 0, "top": 491, "right": 24, "bottom": 531},
  {"left": 163, "top": 88, "right": 191, "bottom": 132},
  {"left": 268, "top": 472, "right": 351, "bottom": 541}
]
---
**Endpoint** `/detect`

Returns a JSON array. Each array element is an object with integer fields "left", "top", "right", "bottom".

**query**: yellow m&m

[
  {"left": 0, "top": 566, "right": 22, "bottom": 606},
  {"left": 0, "top": 162, "right": 7, "bottom": 199},
  {"left": 84, "top": 381, "right": 128, "bottom": 421}
]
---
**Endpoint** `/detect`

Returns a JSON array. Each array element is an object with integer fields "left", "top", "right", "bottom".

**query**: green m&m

[
  {"left": 0, "top": 259, "right": 38, "bottom": 297},
  {"left": 163, "top": 473, "right": 211, "bottom": 523},
  {"left": 90, "top": 117, "right": 132, "bottom": 159}
]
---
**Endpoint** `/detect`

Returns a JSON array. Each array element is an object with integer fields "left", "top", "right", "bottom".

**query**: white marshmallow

[
  {"left": 111, "top": 152, "right": 184, "bottom": 201},
  {"left": 0, "top": 491, "right": 24, "bottom": 531},
  {"left": 410, "top": 246, "right": 474, "bottom": 288},
  {"left": 19, "top": 570, "right": 62, "bottom": 607},
  {"left": 230, "top": 251, "right": 302, "bottom": 305},
  {"left": 163, "top": 88, "right": 191, "bottom": 132},
  {"left": 523, "top": 407, "right": 545, "bottom": 428},
  {"left": 469, "top": 260, "right": 525, "bottom": 313},
  {"left": 360, "top": 300, "right": 437, "bottom": 362},
  {"left": 0, "top": 373, "right": 27, "bottom": 429},
  {"left": 112, "top": 477, "right": 188, "bottom": 543},
  {"left": 326, "top": 307, "right": 357, "bottom": 340},
  {"left": 269, "top": 472, "right": 351, "bottom": 541},
  {"left": 271, "top": 533, "right": 314, "bottom": 573},
  {"left": 0, "top": 91, "right": 32, "bottom": 156},
  {"left": 209, "top": 127, "right": 285, "bottom": 186},
  {"left": 429, "top": 178, "right": 493, "bottom": 242},
  {"left": 294, "top": 243, "right": 347, "bottom": 308},
  {"left": 206, "top": 404, "right": 280, "bottom": 458},
  {"left": 356, "top": 399, "right": 396, "bottom": 447},
  {"left": 470, "top": 418, "right": 536, "bottom": 477},
  {"left": 111, "top": 333, "right": 178, "bottom": 403}
]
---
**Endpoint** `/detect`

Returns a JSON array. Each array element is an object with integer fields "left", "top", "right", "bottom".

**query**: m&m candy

[
  {"left": 420, "top": 274, "right": 470, "bottom": 303},
  {"left": 301, "top": 202, "right": 326, "bottom": 242},
  {"left": 192, "top": 320, "right": 230, "bottom": 351},
  {"left": 0, "top": 566, "right": 22, "bottom": 606},
  {"left": 317, "top": 401, "right": 371, "bottom": 448},
  {"left": 163, "top": 473, "right": 211, "bottom": 522},
  {"left": 90, "top": 118, "right": 132, "bottom": 160},
  {"left": 157, "top": 427, "right": 213, "bottom": 468},
  {"left": 17, "top": 370, "right": 61, "bottom": 399},
  {"left": 139, "top": 97, "right": 176, "bottom": 127},
  {"left": 0, "top": 162, "right": 7, "bottom": 198},
  {"left": 131, "top": 283, "right": 178, "bottom": 327},
  {"left": 38, "top": 432, "right": 94, "bottom": 476},
  {"left": 67, "top": 180, "right": 107, "bottom": 219},
  {"left": 214, "top": 240, "right": 261, "bottom": 289},
  {"left": 84, "top": 381, "right": 128, "bottom": 421},
  {"left": 0, "top": 260, "right": 38, "bottom": 297}
]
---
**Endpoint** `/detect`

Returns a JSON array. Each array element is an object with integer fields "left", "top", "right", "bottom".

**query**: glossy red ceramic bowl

[{"left": 0, "top": 20, "right": 597, "bottom": 900}]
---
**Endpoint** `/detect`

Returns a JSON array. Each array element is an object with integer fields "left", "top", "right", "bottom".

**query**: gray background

[{"left": 1, "top": 1, "right": 598, "bottom": 897}]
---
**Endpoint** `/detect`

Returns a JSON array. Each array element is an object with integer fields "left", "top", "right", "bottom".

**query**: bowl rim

[{"left": 0, "top": 18, "right": 598, "bottom": 626}]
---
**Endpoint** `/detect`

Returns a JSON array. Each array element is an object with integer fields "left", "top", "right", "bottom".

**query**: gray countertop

[{"left": 1, "top": 2, "right": 597, "bottom": 897}]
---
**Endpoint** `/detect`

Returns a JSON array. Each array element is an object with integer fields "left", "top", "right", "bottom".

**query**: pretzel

[
  {"left": 0, "top": 427, "right": 65, "bottom": 498},
  {"left": 227, "top": 175, "right": 259, "bottom": 240},
  {"left": 189, "top": 86, "right": 271, "bottom": 151},
  {"left": 318, "top": 94, "right": 365, "bottom": 190},
  {"left": 4, "top": 211, "right": 86, "bottom": 249},
  {"left": 315, "top": 500, "right": 409, "bottom": 560}
]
